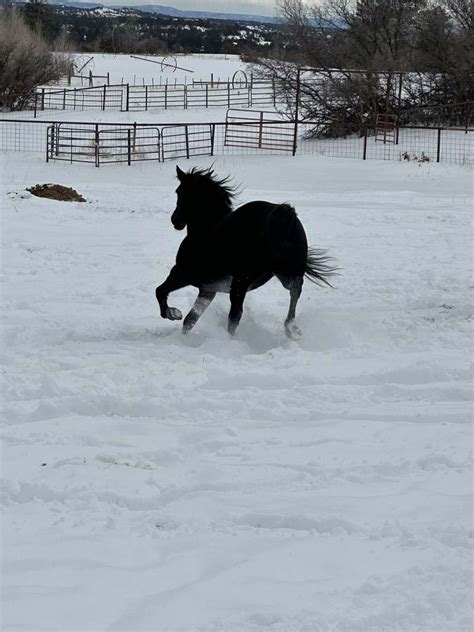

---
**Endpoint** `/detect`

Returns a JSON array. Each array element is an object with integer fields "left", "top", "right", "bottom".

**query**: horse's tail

[{"left": 305, "top": 248, "right": 338, "bottom": 288}]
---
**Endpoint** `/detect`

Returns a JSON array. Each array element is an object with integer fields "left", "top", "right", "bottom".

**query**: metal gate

[
  {"left": 161, "top": 124, "right": 215, "bottom": 161},
  {"left": 224, "top": 109, "right": 295, "bottom": 153},
  {"left": 46, "top": 123, "right": 161, "bottom": 166}
]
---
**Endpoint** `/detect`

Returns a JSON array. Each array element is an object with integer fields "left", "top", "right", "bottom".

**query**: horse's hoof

[
  {"left": 165, "top": 307, "right": 182, "bottom": 321},
  {"left": 285, "top": 322, "right": 301, "bottom": 340}
]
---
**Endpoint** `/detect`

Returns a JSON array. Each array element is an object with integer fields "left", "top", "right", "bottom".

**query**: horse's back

[{"left": 218, "top": 201, "right": 308, "bottom": 277}]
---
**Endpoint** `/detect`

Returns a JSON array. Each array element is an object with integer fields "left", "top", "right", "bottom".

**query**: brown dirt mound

[{"left": 27, "top": 184, "right": 86, "bottom": 202}]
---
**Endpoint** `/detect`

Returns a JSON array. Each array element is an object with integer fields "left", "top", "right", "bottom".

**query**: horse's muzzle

[{"left": 171, "top": 211, "right": 186, "bottom": 231}]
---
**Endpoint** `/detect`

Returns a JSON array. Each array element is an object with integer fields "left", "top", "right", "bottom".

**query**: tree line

[{"left": 246, "top": 0, "right": 473, "bottom": 132}]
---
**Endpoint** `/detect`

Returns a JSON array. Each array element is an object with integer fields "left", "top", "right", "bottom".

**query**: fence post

[
  {"left": 273, "top": 77, "right": 276, "bottom": 107},
  {"left": 102, "top": 85, "right": 106, "bottom": 111},
  {"left": 41, "top": 88, "right": 45, "bottom": 111},
  {"left": 145, "top": 85, "right": 148, "bottom": 111},
  {"left": 63, "top": 88, "right": 66, "bottom": 110},
  {"left": 89, "top": 70, "right": 93, "bottom": 87},
  {"left": 206, "top": 84, "right": 208, "bottom": 109},
  {"left": 126, "top": 84, "right": 130, "bottom": 112},
  {"left": 363, "top": 127, "right": 368, "bottom": 160},
  {"left": 258, "top": 111, "right": 264, "bottom": 149},
  {"left": 128, "top": 129, "right": 132, "bottom": 166},
  {"left": 107, "top": 72, "right": 110, "bottom": 86},
  {"left": 95, "top": 123, "right": 99, "bottom": 168},
  {"left": 185, "top": 124, "right": 190, "bottom": 159},
  {"left": 184, "top": 85, "right": 188, "bottom": 110},
  {"left": 46, "top": 126, "right": 50, "bottom": 162},
  {"left": 292, "top": 68, "right": 301, "bottom": 157},
  {"left": 210, "top": 124, "right": 215, "bottom": 156},
  {"left": 437, "top": 127, "right": 442, "bottom": 162},
  {"left": 165, "top": 84, "right": 168, "bottom": 109}
]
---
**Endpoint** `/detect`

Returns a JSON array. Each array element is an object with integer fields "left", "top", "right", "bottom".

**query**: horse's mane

[{"left": 186, "top": 167, "right": 235, "bottom": 211}]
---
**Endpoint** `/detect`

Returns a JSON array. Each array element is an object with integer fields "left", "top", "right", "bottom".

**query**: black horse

[{"left": 155, "top": 166, "right": 335, "bottom": 339}]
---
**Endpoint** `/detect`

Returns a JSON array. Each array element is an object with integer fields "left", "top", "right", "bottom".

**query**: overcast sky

[{"left": 110, "top": 0, "right": 279, "bottom": 17}]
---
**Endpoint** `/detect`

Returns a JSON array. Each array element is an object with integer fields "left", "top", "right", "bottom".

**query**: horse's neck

[{"left": 187, "top": 203, "right": 231, "bottom": 237}]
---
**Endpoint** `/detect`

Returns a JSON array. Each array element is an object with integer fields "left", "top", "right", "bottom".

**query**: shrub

[{"left": 0, "top": 8, "right": 70, "bottom": 111}]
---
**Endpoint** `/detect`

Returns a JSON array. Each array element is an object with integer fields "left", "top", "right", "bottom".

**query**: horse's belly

[{"left": 201, "top": 276, "right": 233, "bottom": 293}]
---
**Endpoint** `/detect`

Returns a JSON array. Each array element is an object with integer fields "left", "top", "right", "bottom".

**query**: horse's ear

[{"left": 176, "top": 165, "right": 185, "bottom": 180}]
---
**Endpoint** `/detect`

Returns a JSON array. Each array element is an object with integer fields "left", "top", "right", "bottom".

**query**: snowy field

[
  {"left": 72, "top": 53, "right": 246, "bottom": 86},
  {"left": 1, "top": 150, "right": 473, "bottom": 631}
]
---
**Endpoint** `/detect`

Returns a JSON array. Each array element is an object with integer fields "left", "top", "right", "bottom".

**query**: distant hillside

[
  {"left": 44, "top": 0, "right": 280, "bottom": 24},
  {"left": 15, "top": 1, "right": 289, "bottom": 54}
]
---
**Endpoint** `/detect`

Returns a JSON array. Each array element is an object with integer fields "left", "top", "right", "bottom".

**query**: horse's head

[
  {"left": 171, "top": 166, "right": 188, "bottom": 231},
  {"left": 172, "top": 165, "right": 234, "bottom": 232}
]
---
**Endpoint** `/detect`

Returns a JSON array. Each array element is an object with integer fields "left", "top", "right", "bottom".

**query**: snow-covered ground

[
  {"left": 21, "top": 107, "right": 232, "bottom": 125},
  {"left": 1, "top": 150, "right": 473, "bottom": 631},
  {"left": 71, "top": 53, "right": 246, "bottom": 87}
]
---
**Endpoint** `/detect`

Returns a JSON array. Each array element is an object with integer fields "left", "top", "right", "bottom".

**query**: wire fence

[{"left": 0, "top": 117, "right": 472, "bottom": 167}]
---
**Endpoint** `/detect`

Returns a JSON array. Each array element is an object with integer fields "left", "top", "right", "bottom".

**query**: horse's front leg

[
  {"left": 183, "top": 289, "right": 216, "bottom": 334},
  {"left": 155, "top": 265, "right": 189, "bottom": 321}
]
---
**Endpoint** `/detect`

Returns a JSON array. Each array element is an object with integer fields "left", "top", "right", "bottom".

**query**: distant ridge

[{"left": 43, "top": 0, "right": 281, "bottom": 23}]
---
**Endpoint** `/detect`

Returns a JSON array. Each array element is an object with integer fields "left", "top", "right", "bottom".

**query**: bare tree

[
  {"left": 0, "top": 7, "right": 70, "bottom": 111},
  {"left": 248, "top": 0, "right": 471, "bottom": 133}
]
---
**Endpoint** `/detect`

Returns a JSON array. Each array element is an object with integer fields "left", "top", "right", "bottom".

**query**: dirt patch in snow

[{"left": 27, "top": 184, "right": 86, "bottom": 202}]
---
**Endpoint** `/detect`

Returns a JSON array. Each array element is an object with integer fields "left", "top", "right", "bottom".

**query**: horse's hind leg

[
  {"left": 278, "top": 275, "right": 304, "bottom": 340},
  {"left": 183, "top": 289, "right": 216, "bottom": 334},
  {"left": 228, "top": 277, "right": 251, "bottom": 336}
]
